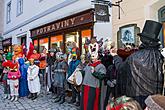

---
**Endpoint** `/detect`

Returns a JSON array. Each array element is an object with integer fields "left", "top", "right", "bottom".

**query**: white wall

[
  {"left": 4, "top": 0, "right": 66, "bottom": 31},
  {"left": 0, "top": 0, "right": 4, "bottom": 35},
  {"left": 3, "top": 0, "right": 112, "bottom": 48},
  {"left": 3, "top": 0, "right": 93, "bottom": 47}
]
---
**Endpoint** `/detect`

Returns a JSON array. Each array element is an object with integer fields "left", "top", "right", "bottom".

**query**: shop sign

[
  {"left": 95, "top": 4, "right": 110, "bottom": 22},
  {"left": 31, "top": 11, "right": 94, "bottom": 37},
  {"left": 2, "top": 38, "right": 11, "bottom": 46}
]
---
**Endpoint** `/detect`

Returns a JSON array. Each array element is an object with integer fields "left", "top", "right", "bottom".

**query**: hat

[
  {"left": 34, "top": 59, "right": 40, "bottom": 65},
  {"left": 6, "top": 52, "right": 12, "bottom": 60},
  {"left": 137, "top": 20, "right": 162, "bottom": 42},
  {"left": 145, "top": 95, "right": 165, "bottom": 110},
  {"left": 48, "top": 48, "right": 56, "bottom": 52}
]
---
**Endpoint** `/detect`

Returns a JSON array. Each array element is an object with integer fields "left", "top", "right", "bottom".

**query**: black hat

[{"left": 137, "top": 20, "right": 162, "bottom": 42}]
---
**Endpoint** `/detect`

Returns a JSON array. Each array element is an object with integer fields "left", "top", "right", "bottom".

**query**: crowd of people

[{"left": 0, "top": 20, "right": 165, "bottom": 110}]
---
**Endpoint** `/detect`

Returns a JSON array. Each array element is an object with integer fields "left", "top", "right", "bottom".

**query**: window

[
  {"left": 17, "top": 0, "right": 23, "bottom": 16},
  {"left": 39, "top": 38, "right": 49, "bottom": 53},
  {"left": 39, "top": 0, "right": 44, "bottom": 2},
  {"left": 51, "top": 35, "right": 63, "bottom": 51},
  {"left": 6, "top": 1, "right": 11, "bottom": 23}
]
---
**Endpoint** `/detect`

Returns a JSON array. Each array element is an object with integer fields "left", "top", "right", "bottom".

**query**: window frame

[
  {"left": 17, "top": 0, "right": 23, "bottom": 16},
  {"left": 6, "top": 1, "right": 11, "bottom": 24}
]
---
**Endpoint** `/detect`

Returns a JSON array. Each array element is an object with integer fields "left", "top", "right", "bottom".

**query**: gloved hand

[
  {"left": 112, "top": 79, "right": 116, "bottom": 85},
  {"left": 107, "top": 80, "right": 115, "bottom": 87}
]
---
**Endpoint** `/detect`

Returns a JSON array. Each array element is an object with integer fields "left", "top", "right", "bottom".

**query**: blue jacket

[{"left": 68, "top": 60, "right": 80, "bottom": 78}]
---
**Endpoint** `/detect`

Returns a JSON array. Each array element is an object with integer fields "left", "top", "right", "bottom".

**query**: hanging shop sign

[
  {"left": 95, "top": 4, "right": 110, "bottom": 22},
  {"left": 31, "top": 10, "right": 94, "bottom": 37}
]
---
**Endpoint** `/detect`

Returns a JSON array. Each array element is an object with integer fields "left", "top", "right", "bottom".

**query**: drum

[{"left": 68, "top": 68, "right": 83, "bottom": 86}]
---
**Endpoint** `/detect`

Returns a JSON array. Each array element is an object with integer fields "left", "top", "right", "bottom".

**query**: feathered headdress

[{"left": 2, "top": 61, "right": 13, "bottom": 67}]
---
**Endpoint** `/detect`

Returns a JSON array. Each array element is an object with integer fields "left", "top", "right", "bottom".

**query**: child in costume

[
  {"left": 27, "top": 59, "right": 41, "bottom": 100},
  {"left": 52, "top": 52, "right": 68, "bottom": 104},
  {"left": 68, "top": 54, "right": 80, "bottom": 105},
  {"left": 8, "top": 63, "right": 21, "bottom": 101},
  {"left": 39, "top": 48, "right": 47, "bottom": 87},
  {"left": 2, "top": 60, "right": 12, "bottom": 99},
  {"left": 18, "top": 58, "right": 29, "bottom": 97},
  {"left": 47, "top": 48, "right": 56, "bottom": 91},
  {"left": 29, "top": 50, "right": 40, "bottom": 60},
  {"left": 80, "top": 37, "right": 107, "bottom": 110}
]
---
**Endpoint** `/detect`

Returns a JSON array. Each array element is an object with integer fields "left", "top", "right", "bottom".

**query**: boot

[
  {"left": 52, "top": 95, "right": 59, "bottom": 99},
  {"left": 75, "top": 101, "right": 80, "bottom": 106},
  {"left": 68, "top": 99, "right": 76, "bottom": 104},
  {"left": 13, "top": 96, "right": 18, "bottom": 101},
  {"left": 7, "top": 94, "right": 11, "bottom": 100},
  {"left": 28, "top": 93, "right": 33, "bottom": 99},
  {"left": 31, "top": 93, "right": 38, "bottom": 100},
  {"left": 3, "top": 94, "right": 8, "bottom": 99},
  {"left": 59, "top": 97, "right": 65, "bottom": 104},
  {"left": 53, "top": 97, "right": 61, "bottom": 103},
  {"left": 10, "top": 96, "right": 15, "bottom": 101}
]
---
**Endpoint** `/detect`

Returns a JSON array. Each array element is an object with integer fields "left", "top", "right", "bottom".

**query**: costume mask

[
  {"left": 56, "top": 52, "right": 63, "bottom": 60},
  {"left": 88, "top": 42, "right": 99, "bottom": 61},
  {"left": 161, "top": 48, "right": 165, "bottom": 58}
]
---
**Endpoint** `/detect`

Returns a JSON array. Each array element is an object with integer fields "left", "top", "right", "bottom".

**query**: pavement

[{"left": 0, "top": 84, "right": 79, "bottom": 110}]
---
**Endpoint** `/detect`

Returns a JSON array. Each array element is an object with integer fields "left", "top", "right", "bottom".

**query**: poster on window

[{"left": 121, "top": 26, "right": 135, "bottom": 44}]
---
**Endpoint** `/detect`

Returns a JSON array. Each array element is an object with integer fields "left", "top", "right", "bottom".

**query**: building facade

[
  {"left": 112, "top": 0, "right": 165, "bottom": 48},
  {"left": 3, "top": 0, "right": 112, "bottom": 54},
  {"left": 0, "top": 0, "right": 4, "bottom": 49}
]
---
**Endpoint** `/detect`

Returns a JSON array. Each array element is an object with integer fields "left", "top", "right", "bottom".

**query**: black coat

[
  {"left": 47, "top": 55, "right": 56, "bottom": 66},
  {"left": 114, "top": 48, "right": 164, "bottom": 97}
]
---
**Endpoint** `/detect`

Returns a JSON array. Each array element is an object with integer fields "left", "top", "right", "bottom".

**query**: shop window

[
  {"left": 51, "top": 35, "right": 63, "bottom": 51},
  {"left": 159, "top": 6, "right": 165, "bottom": 47},
  {"left": 163, "top": 23, "right": 165, "bottom": 46},
  {"left": 81, "top": 29, "right": 91, "bottom": 54},
  {"left": 39, "top": 38, "right": 49, "bottom": 53},
  {"left": 65, "top": 32, "right": 79, "bottom": 52}
]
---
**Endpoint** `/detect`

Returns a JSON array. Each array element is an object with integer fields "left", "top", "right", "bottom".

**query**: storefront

[
  {"left": 159, "top": 5, "right": 165, "bottom": 47},
  {"left": 30, "top": 9, "right": 94, "bottom": 54},
  {"left": 2, "top": 38, "right": 12, "bottom": 53}
]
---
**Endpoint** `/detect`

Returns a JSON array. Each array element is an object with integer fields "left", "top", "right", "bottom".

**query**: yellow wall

[{"left": 112, "top": 0, "right": 148, "bottom": 46}]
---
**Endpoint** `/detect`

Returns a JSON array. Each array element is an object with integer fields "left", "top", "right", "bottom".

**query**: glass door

[
  {"left": 65, "top": 31, "right": 79, "bottom": 53},
  {"left": 81, "top": 29, "right": 91, "bottom": 54}
]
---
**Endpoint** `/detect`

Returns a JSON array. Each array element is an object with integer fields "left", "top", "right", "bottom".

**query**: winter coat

[{"left": 18, "top": 58, "right": 29, "bottom": 97}]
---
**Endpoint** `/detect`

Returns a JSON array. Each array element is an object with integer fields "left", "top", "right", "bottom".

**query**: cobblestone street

[{"left": 0, "top": 84, "right": 78, "bottom": 110}]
